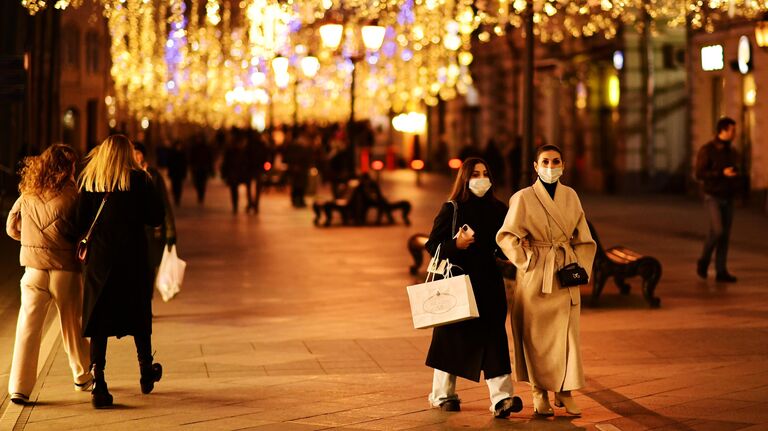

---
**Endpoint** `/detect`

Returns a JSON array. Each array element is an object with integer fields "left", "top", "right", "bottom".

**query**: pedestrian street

[{"left": 1, "top": 173, "right": 768, "bottom": 431}]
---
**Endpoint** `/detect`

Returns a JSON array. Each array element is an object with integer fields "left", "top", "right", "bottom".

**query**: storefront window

[
  {"left": 86, "top": 31, "right": 100, "bottom": 74},
  {"left": 62, "top": 25, "right": 80, "bottom": 70}
]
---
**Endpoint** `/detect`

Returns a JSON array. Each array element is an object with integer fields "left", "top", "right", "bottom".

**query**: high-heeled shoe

[
  {"left": 531, "top": 386, "right": 554, "bottom": 416},
  {"left": 139, "top": 361, "right": 163, "bottom": 394},
  {"left": 554, "top": 391, "right": 581, "bottom": 416}
]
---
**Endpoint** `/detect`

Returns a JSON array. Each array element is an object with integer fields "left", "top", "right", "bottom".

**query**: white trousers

[
  {"left": 428, "top": 369, "right": 515, "bottom": 412},
  {"left": 8, "top": 268, "right": 91, "bottom": 397}
]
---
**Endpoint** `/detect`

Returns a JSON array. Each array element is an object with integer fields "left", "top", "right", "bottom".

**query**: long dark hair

[{"left": 448, "top": 157, "right": 496, "bottom": 203}]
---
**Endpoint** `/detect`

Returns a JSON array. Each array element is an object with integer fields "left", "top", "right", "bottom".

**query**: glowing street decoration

[{"left": 25, "top": 0, "right": 768, "bottom": 128}]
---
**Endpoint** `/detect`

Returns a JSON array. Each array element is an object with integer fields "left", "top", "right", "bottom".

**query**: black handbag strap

[
  {"left": 449, "top": 200, "right": 458, "bottom": 237},
  {"left": 83, "top": 193, "right": 109, "bottom": 242}
]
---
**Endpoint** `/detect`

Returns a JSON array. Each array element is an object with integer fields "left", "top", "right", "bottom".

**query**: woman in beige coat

[
  {"left": 6, "top": 144, "right": 92, "bottom": 405},
  {"left": 496, "top": 144, "right": 596, "bottom": 416}
]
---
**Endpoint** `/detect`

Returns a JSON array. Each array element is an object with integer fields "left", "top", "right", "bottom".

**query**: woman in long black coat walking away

[
  {"left": 76, "top": 135, "right": 165, "bottom": 408},
  {"left": 424, "top": 157, "right": 523, "bottom": 418}
]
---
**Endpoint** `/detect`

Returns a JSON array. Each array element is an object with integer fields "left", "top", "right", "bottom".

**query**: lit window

[{"left": 701, "top": 45, "right": 724, "bottom": 72}]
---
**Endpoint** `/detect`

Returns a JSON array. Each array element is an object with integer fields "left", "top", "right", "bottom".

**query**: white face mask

[
  {"left": 537, "top": 167, "right": 563, "bottom": 184},
  {"left": 469, "top": 177, "right": 492, "bottom": 197}
]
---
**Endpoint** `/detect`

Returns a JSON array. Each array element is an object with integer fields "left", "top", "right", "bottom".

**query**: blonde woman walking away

[
  {"left": 6, "top": 144, "right": 92, "bottom": 405},
  {"left": 496, "top": 145, "right": 596, "bottom": 417},
  {"left": 76, "top": 135, "right": 164, "bottom": 408}
]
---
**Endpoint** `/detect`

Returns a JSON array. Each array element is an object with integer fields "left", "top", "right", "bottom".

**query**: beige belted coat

[{"left": 496, "top": 180, "right": 596, "bottom": 392}]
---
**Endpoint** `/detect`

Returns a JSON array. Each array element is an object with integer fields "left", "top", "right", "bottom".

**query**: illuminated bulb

[
  {"left": 319, "top": 23, "right": 343, "bottom": 50},
  {"left": 300, "top": 55, "right": 320, "bottom": 78},
  {"left": 361, "top": 25, "right": 386, "bottom": 51},
  {"left": 458, "top": 51, "right": 473, "bottom": 66},
  {"left": 444, "top": 34, "right": 461, "bottom": 51}
]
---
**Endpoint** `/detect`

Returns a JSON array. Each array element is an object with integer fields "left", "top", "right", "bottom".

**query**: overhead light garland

[{"left": 21, "top": 0, "right": 768, "bottom": 127}]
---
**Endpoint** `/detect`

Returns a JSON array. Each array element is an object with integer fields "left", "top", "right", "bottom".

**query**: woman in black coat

[
  {"left": 424, "top": 157, "right": 523, "bottom": 418},
  {"left": 76, "top": 135, "right": 165, "bottom": 408}
]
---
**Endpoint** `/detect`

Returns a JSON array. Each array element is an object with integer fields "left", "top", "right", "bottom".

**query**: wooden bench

[
  {"left": 312, "top": 198, "right": 352, "bottom": 226},
  {"left": 314, "top": 176, "right": 412, "bottom": 227},
  {"left": 588, "top": 221, "right": 662, "bottom": 308},
  {"left": 407, "top": 234, "right": 429, "bottom": 275}
]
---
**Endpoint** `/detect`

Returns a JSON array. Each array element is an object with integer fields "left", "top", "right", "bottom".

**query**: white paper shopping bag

[
  {"left": 406, "top": 274, "right": 479, "bottom": 329},
  {"left": 155, "top": 245, "right": 186, "bottom": 302}
]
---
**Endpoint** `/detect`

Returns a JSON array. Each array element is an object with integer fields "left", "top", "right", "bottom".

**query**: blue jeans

[{"left": 700, "top": 195, "right": 734, "bottom": 275}]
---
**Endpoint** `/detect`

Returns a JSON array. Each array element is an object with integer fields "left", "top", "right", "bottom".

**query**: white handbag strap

[
  {"left": 425, "top": 244, "right": 441, "bottom": 283},
  {"left": 425, "top": 202, "right": 461, "bottom": 284}
]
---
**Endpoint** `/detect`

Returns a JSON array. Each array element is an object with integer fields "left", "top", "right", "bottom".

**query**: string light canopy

[{"left": 22, "top": 0, "right": 768, "bottom": 128}]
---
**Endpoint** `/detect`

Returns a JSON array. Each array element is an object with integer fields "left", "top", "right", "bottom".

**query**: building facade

[{"left": 690, "top": 20, "right": 768, "bottom": 207}]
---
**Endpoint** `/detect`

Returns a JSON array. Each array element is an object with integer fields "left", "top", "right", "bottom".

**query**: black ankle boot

[
  {"left": 139, "top": 361, "right": 163, "bottom": 394},
  {"left": 91, "top": 367, "right": 113, "bottom": 409}
]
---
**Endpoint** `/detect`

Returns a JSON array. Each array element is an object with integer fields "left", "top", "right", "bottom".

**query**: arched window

[
  {"left": 62, "top": 107, "right": 80, "bottom": 149},
  {"left": 86, "top": 31, "right": 101, "bottom": 74},
  {"left": 62, "top": 24, "right": 80, "bottom": 70}
]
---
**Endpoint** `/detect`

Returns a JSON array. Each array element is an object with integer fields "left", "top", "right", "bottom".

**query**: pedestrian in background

[
  {"left": 166, "top": 140, "right": 187, "bottom": 206},
  {"left": 483, "top": 139, "right": 505, "bottom": 188},
  {"left": 133, "top": 143, "right": 177, "bottom": 281},
  {"left": 695, "top": 117, "right": 741, "bottom": 282},
  {"left": 424, "top": 157, "right": 523, "bottom": 418},
  {"left": 77, "top": 135, "right": 164, "bottom": 408},
  {"left": 246, "top": 131, "right": 269, "bottom": 213},
  {"left": 283, "top": 133, "right": 313, "bottom": 208},
  {"left": 188, "top": 135, "right": 214, "bottom": 205},
  {"left": 220, "top": 133, "right": 250, "bottom": 214},
  {"left": 496, "top": 144, "right": 596, "bottom": 417},
  {"left": 6, "top": 144, "right": 92, "bottom": 405}
]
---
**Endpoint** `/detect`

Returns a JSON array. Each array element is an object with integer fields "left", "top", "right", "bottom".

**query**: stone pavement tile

[
  {"left": 699, "top": 404, "right": 768, "bottom": 424},
  {"left": 720, "top": 385, "right": 768, "bottom": 402},
  {"left": 651, "top": 418, "right": 754, "bottom": 431},
  {"left": 201, "top": 342, "right": 258, "bottom": 356},
  {"left": 734, "top": 425, "right": 768, "bottom": 431},
  {"left": 640, "top": 397, "right": 756, "bottom": 421},
  {"left": 598, "top": 415, "right": 690, "bottom": 431},
  {"left": 292, "top": 409, "right": 399, "bottom": 427},
  {"left": 319, "top": 360, "right": 381, "bottom": 369},
  {"left": 245, "top": 402, "right": 356, "bottom": 422},
  {"left": 240, "top": 424, "right": 325, "bottom": 431},
  {"left": 343, "top": 417, "right": 434, "bottom": 430},
  {"left": 575, "top": 406, "right": 623, "bottom": 423}
]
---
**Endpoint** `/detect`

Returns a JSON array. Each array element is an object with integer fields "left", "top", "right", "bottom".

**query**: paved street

[{"left": 1, "top": 172, "right": 768, "bottom": 431}]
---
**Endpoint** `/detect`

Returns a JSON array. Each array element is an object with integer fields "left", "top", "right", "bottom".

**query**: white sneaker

[{"left": 74, "top": 377, "right": 94, "bottom": 392}]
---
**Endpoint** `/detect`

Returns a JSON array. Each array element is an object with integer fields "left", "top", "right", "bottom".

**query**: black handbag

[
  {"left": 557, "top": 263, "right": 589, "bottom": 287},
  {"left": 77, "top": 193, "right": 109, "bottom": 264}
]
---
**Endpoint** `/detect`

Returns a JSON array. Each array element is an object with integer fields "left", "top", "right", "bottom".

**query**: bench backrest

[{"left": 586, "top": 220, "right": 608, "bottom": 261}]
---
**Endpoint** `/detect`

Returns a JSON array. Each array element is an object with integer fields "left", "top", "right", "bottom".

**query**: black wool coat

[
  {"left": 424, "top": 194, "right": 511, "bottom": 382},
  {"left": 77, "top": 170, "right": 164, "bottom": 338}
]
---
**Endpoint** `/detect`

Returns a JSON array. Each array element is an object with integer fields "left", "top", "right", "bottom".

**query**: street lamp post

[
  {"left": 320, "top": 21, "right": 385, "bottom": 174},
  {"left": 521, "top": 0, "right": 534, "bottom": 188},
  {"left": 271, "top": 54, "right": 319, "bottom": 130}
]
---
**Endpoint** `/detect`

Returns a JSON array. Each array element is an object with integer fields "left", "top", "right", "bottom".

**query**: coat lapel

[{"left": 533, "top": 180, "right": 571, "bottom": 238}]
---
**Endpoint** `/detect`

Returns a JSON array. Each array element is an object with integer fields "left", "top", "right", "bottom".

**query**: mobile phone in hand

[{"left": 454, "top": 224, "right": 475, "bottom": 239}]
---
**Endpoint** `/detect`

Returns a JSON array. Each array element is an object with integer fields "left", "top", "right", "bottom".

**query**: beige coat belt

[{"left": 529, "top": 240, "right": 574, "bottom": 294}]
